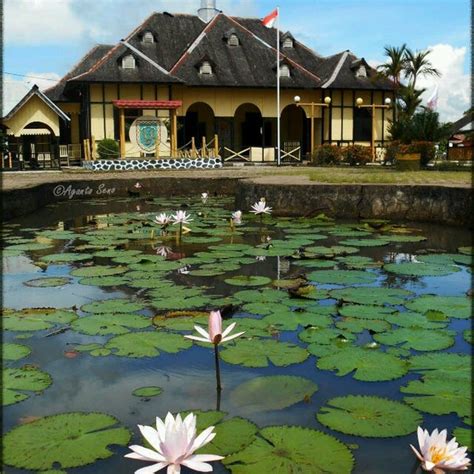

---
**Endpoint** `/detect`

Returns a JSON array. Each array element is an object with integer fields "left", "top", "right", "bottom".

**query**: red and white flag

[
  {"left": 262, "top": 8, "right": 278, "bottom": 28},
  {"left": 427, "top": 85, "right": 438, "bottom": 110}
]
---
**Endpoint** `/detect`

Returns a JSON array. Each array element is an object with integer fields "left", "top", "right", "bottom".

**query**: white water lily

[
  {"left": 154, "top": 213, "right": 171, "bottom": 226},
  {"left": 172, "top": 210, "right": 193, "bottom": 226},
  {"left": 125, "top": 412, "right": 224, "bottom": 473},
  {"left": 201, "top": 192, "right": 208, "bottom": 204},
  {"left": 177, "top": 266, "right": 190, "bottom": 275},
  {"left": 410, "top": 426, "right": 471, "bottom": 472},
  {"left": 134, "top": 182, "right": 143, "bottom": 189},
  {"left": 255, "top": 255, "right": 266, "bottom": 262},
  {"left": 250, "top": 201, "right": 272, "bottom": 215},
  {"left": 232, "top": 210, "right": 242, "bottom": 224},
  {"left": 185, "top": 310, "right": 245, "bottom": 345},
  {"left": 156, "top": 246, "right": 172, "bottom": 257}
]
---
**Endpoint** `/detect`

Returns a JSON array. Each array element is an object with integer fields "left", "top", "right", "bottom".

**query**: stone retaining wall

[{"left": 235, "top": 180, "right": 473, "bottom": 227}]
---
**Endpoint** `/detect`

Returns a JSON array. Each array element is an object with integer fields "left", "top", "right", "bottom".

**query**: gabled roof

[
  {"left": 450, "top": 112, "right": 474, "bottom": 134},
  {"left": 3, "top": 85, "right": 70, "bottom": 121}
]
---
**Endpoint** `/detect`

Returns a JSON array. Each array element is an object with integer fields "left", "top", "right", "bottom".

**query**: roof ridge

[
  {"left": 68, "top": 12, "right": 157, "bottom": 82},
  {"left": 225, "top": 14, "right": 321, "bottom": 84},
  {"left": 321, "top": 50, "right": 350, "bottom": 88}
]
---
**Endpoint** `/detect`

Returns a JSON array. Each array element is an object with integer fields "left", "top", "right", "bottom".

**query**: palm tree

[
  {"left": 404, "top": 48, "right": 440, "bottom": 89},
  {"left": 398, "top": 85, "right": 425, "bottom": 118}
]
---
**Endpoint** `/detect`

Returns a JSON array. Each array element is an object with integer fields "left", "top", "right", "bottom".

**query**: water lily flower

[
  {"left": 185, "top": 310, "right": 245, "bottom": 345},
  {"left": 250, "top": 201, "right": 272, "bottom": 215},
  {"left": 125, "top": 412, "right": 224, "bottom": 474},
  {"left": 410, "top": 426, "right": 471, "bottom": 472},
  {"left": 156, "top": 246, "right": 173, "bottom": 257},
  {"left": 154, "top": 213, "right": 172, "bottom": 227},
  {"left": 255, "top": 256, "right": 266, "bottom": 262},
  {"left": 201, "top": 192, "right": 208, "bottom": 204},
  {"left": 177, "top": 265, "right": 191, "bottom": 275},
  {"left": 232, "top": 210, "right": 242, "bottom": 225},
  {"left": 172, "top": 210, "right": 193, "bottom": 226},
  {"left": 134, "top": 182, "right": 143, "bottom": 189}
]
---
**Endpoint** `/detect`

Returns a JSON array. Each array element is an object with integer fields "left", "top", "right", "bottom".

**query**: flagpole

[{"left": 276, "top": 6, "right": 281, "bottom": 167}]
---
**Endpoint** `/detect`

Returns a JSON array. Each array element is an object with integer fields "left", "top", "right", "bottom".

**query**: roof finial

[{"left": 198, "top": 0, "right": 219, "bottom": 23}]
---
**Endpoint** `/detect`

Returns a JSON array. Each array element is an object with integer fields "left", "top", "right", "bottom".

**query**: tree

[
  {"left": 398, "top": 85, "right": 425, "bottom": 118},
  {"left": 404, "top": 48, "right": 440, "bottom": 89}
]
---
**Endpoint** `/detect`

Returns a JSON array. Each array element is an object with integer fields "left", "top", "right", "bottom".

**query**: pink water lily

[
  {"left": 410, "top": 426, "right": 471, "bottom": 472},
  {"left": 185, "top": 310, "right": 244, "bottom": 345},
  {"left": 125, "top": 412, "right": 223, "bottom": 474}
]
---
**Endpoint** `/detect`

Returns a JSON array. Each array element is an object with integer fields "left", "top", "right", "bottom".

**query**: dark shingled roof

[
  {"left": 44, "top": 45, "right": 113, "bottom": 101},
  {"left": 48, "top": 11, "right": 395, "bottom": 95}
]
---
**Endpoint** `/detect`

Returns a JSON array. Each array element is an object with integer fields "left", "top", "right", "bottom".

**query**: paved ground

[{"left": 1, "top": 166, "right": 471, "bottom": 190}]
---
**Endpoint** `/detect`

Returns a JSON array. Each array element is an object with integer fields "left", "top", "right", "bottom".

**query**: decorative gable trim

[
  {"left": 321, "top": 50, "right": 349, "bottom": 88},
  {"left": 120, "top": 40, "right": 170, "bottom": 75}
]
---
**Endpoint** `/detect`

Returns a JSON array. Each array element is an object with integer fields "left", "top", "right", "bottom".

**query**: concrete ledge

[{"left": 235, "top": 178, "right": 473, "bottom": 227}]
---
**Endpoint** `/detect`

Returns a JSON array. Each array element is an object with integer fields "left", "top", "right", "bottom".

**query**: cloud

[
  {"left": 368, "top": 44, "right": 470, "bottom": 122},
  {"left": 3, "top": 72, "right": 61, "bottom": 116}
]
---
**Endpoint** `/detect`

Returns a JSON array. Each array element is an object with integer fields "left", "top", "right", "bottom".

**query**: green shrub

[
  {"left": 97, "top": 139, "right": 119, "bottom": 159},
  {"left": 341, "top": 145, "right": 372, "bottom": 166},
  {"left": 312, "top": 145, "right": 343, "bottom": 165},
  {"left": 409, "top": 141, "right": 436, "bottom": 166}
]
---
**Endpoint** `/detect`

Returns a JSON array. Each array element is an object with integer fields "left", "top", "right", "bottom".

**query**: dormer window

[
  {"left": 143, "top": 31, "right": 154, "bottom": 44},
  {"left": 282, "top": 37, "right": 294, "bottom": 49},
  {"left": 227, "top": 33, "right": 239, "bottom": 47},
  {"left": 199, "top": 61, "right": 213, "bottom": 75},
  {"left": 356, "top": 65, "right": 367, "bottom": 78},
  {"left": 279, "top": 64, "right": 290, "bottom": 78},
  {"left": 122, "top": 54, "right": 136, "bottom": 69}
]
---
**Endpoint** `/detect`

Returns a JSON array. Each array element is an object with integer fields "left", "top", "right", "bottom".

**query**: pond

[{"left": 2, "top": 195, "right": 472, "bottom": 474}]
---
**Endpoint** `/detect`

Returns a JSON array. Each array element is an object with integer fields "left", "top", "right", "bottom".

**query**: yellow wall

[{"left": 3, "top": 95, "right": 62, "bottom": 137}]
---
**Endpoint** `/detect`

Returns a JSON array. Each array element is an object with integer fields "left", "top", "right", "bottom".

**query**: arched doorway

[
  {"left": 181, "top": 102, "right": 215, "bottom": 147},
  {"left": 281, "top": 104, "right": 308, "bottom": 158},
  {"left": 233, "top": 103, "right": 263, "bottom": 150}
]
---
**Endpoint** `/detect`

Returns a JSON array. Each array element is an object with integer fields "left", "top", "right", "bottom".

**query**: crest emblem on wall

[{"left": 130, "top": 116, "right": 168, "bottom": 152}]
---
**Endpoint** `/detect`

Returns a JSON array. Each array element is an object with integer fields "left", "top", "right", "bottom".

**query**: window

[
  {"left": 279, "top": 64, "right": 290, "bottom": 78},
  {"left": 282, "top": 37, "right": 294, "bottom": 48},
  {"left": 227, "top": 34, "right": 239, "bottom": 46},
  {"left": 199, "top": 61, "right": 213, "bottom": 75},
  {"left": 353, "top": 107, "right": 372, "bottom": 141},
  {"left": 143, "top": 31, "right": 154, "bottom": 44},
  {"left": 356, "top": 65, "right": 367, "bottom": 78},
  {"left": 122, "top": 55, "right": 136, "bottom": 69}
]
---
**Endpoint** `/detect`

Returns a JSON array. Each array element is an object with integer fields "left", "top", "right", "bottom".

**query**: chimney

[{"left": 198, "top": 0, "right": 219, "bottom": 23}]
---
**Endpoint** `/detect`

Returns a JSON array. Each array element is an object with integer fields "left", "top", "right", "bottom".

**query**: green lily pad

[
  {"left": 81, "top": 299, "right": 145, "bottom": 314},
  {"left": 24, "top": 277, "right": 72, "bottom": 288},
  {"left": 405, "top": 295, "right": 471, "bottom": 319},
  {"left": 384, "top": 262, "right": 460, "bottom": 276},
  {"left": 78, "top": 275, "right": 130, "bottom": 287},
  {"left": 220, "top": 339, "right": 308, "bottom": 368},
  {"left": 71, "top": 313, "right": 151, "bottom": 336},
  {"left": 330, "top": 287, "right": 412, "bottom": 306},
  {"left": 401, "top": 378, "right": 470, "bottom": 417},
  {"left": 4, "top": 308, "right": 77, "bottom": 332},
  {"left": 3, "top": 367, "right": 52, "bottom": 406},
  {"left": 40, "top": 253, "right": 93, "bottom": 263},
  {"left": 464, "top": 329, "right": 473, "bottom": 344},
  {"left": 338, "top": 304, "right": 396, "bottom": 320},
  {"left": 105, "top": 331, "right": 192, "bottom": 358},
  {"left": 3, "top": 412, "right": 131, "bottom": 470},
  {"left": 263, "top": 307, "right": 333, "bottom": 331},
  {"left": 308, "top": 270, "right": 378, "bottom": 285},
  {"left": 132, "top": 386, "right": 162, "bottom": 398},
  {"left": 336, "top": 255, "right": 383, "bottom": 269},
  {"left": 70, "top": 265, "right": 128, "bottom": 277},
  {"left": 224, "top": 276, "right": 272, "bottom": 287},
  {"left": 458, "top": 246, "right": 473, "bottom": 255},
  {"left": 6, "top": 242, "right": 53, "bottom": 251},
  {"left": 317, "top": 395, "right": 422, "bottom": 437},
  {"left": 230, "top": 376, "right": 318, "bottom": 412},
  {"left": 452, "top": 428, "right": 473, "bottom": 452},
  {"left": 339, "top": 238, "right": 389, "bottom": 247},
  {"left": 3, "top": 343, "right": 31, "bottom": 361},
  {"left": 293, "top": 259, "right": 336, "bottom": 269},
  {"left": 316, "top": 347, "right": 408, "bottom": 381},
  {"left": 224, "top": 425, "right": 354, "bottom": 474},
  {"left": 381, "top": 234, "right": 427, "bottom": 243},
  {"left": 385, "top": 311, "right": 448, "bottom": 329},
  {"left": 299, "top": 327, "right": 356, "bottom": 345},
  {"left": 304, "top": 245, "right": 359, "bottom": 257},
  {"left": 335, "top": 318, "right": 391, "bottom": 333},
  {"left": 407, "top": 353, "right": 470, "bottom": 381},
  {"left": 417, "top": 253, "right": 472, "bottom": 266},
  {"left": 373, "top": 327, "right": 455, "bottom": 351},
  {"left": 233, "top": 289, "right": 286, "bottom": 303},
  {"left": 151, "top": 295, "right": 218, "bottom": 311},
  {"left": 152, "top": 312, "right": 209, "bottom": 331}
]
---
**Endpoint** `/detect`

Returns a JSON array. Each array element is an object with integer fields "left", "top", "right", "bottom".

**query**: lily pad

[
  {"left": 308, "top": 270, "right": 378, "bottom": 286},
  {"left": 224, "top": 425, "right": 354, "bottom": 473},
  {"left": 3, "top": 412, "right": 131, "bottom": 470},
  {"left": 24, "top": 277, "right": 71, "bottom": 288},
  {"left": 299, "top": 327, "right": 356, "bottom": 345},
  {"left": 417, "top": 253, "right": 472, "bottom": 266},
  {"left": 329, "top": 287, "right": 413, "bottom": 306},
  {"left": 220, "top": 339, "right": 308, "bottom": 368},
  {"left": 316, "top": 395, "right": 422, "bottom": 437},
  {"left": 81, "top": 299, "right": 145, "bottom": 314},
  {"left": 339, "top": 238, "right": 389, "bottom": 247},
  {"left": 452, "top": 428, "right": 473, "bottom": 452},
  {"left": 3, "top": 343, "right": 32, "bottom": 361},
  {"left": 335, "top": 318, "right": 391, "bottom": 333},
  {"left": 40, "top": 253, "right": 93, "bottom": 263},
  {"left": 407, "top": 353, "right": 470, "bottom": 382},
  {"left": 263, "top": 307, "right": 333, "bottom": 331},
  {"left": 338, "top": 304, "right": 396, "bottom": 320},
  {"left": 373, "top": 327, "right": 455, "bottom": 351},
  {"left": 224, "top": 276, "right": 272, "bottom": 287},
  {"left": 230, "top": 376, "right": 318, "bottom": 412},
  {"left": 3, "top": 367, "right": 52, "bottom": 406},
  {"left": 384, "top": 262, "right": 460, "bottom": 276},
  {"left": 316, "top": 347, "right": 408, "bottom": 381},
  {"left": 4, "top": 308, "right": 77, "bottom": 332},
  {"left": 78, "top": 275, "right": 130, "bottom": 287},
  {"left": 304, "top": 245, "right": 359, "bottom": 257},
  {"left": 132, "top": 386, "right": 162, "bottom": 398},
  {"left": 405, "top": 295, "right": 471, "bottom": 319},
  {"left": 105, "top": 331, "right": 192, "bottom": 358},
  {"left": 385, "top": 311, "right": 448, "bottom": 329},
  {"left": 336, "top": 255, "right": 383, "bottom": 269},
  {"left": 71, "top": 313, "right": 151, "bottom": 336},
  {"left": 70, "top": 265, "right": 128, "bottom": 278}
]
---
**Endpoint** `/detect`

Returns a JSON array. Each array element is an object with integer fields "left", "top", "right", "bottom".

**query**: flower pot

[{"left": 396, "top": 153, "right": 421, "bottom": 171}]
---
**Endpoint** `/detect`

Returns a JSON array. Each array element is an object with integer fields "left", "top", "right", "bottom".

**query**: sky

[{"left": 2, "top": 0, "right": 471, "bottom": 121}]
